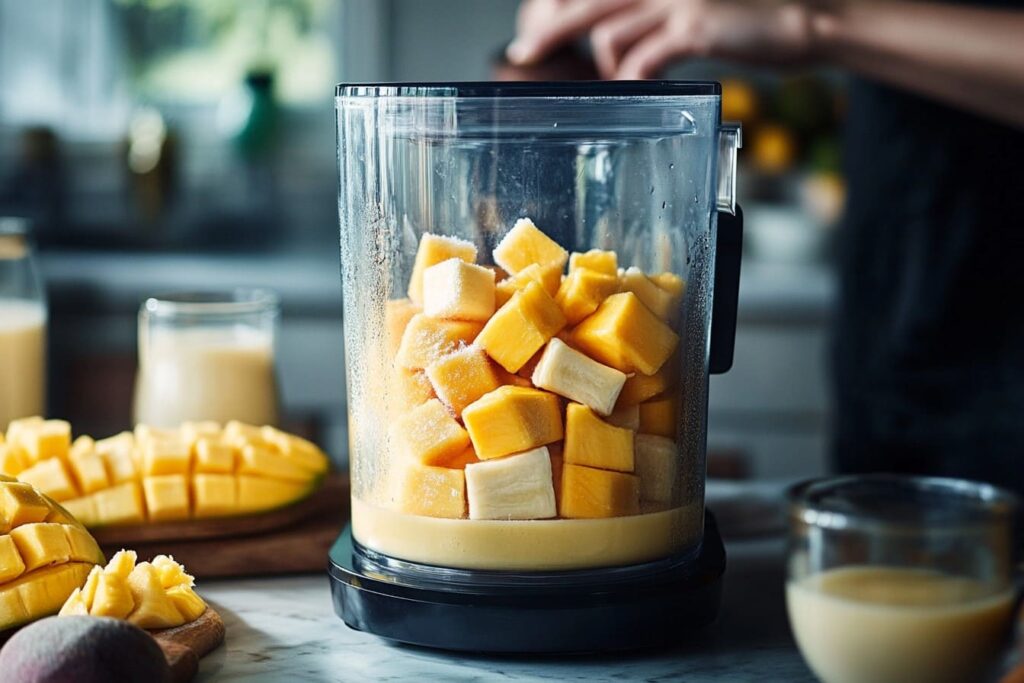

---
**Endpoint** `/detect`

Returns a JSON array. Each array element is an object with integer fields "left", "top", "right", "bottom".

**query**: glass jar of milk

[
  {"left": 0, "top": 217, "right": 47, "bottom": 430},
  {"left": 133, "top": 289, "right": 280, "bottom": 428}
]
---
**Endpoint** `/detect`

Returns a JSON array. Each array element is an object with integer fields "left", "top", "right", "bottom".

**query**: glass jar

[
  {"left": 0, "top": 217, "right": 47, "bottom": 429},
  {"left": 787, "top": 475, "right": 1018, "bottom": 683},
  {"left": 133, "top": 289, "right": 280, "bottom": 428},
  {"left": 337, "top": 81, "right": 740, "bottom": 572}
]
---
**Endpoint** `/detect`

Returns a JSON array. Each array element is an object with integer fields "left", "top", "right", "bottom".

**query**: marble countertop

[{"left": 194, "top": 537, "right": 815, "bottom": 682}]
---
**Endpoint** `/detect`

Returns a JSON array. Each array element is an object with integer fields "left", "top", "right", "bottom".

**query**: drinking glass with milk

[
  {"left": 133, "top": 289, "right": 280, "bottom": 428},
  {"left": 0, "top": 217, "right": 46, "bottom": 431},
  {"left": 787, "top": 475, "right": 1018, "bottom": 683}
]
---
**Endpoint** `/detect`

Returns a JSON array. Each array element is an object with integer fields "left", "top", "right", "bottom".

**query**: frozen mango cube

[
  {"left": 1, "top": 482, "right": 50, "bottom": 530},
  {"left": 236, "top": 476, "right": 310, "bottom": 514},
  {"left": 560, "top": 464, "right": 640, "bottom": 519},
  {"left": 606, "top": 404, "right": 640, "bottom": 430},
  {"left": 192, "top": 473, "right": 237, "bottom": 517},
  {"left": 465, "top": 447, "right": 556, "bottom": 520},
  {"left": 0, "top": 535, "right": 25, "bottom": 583},
  {"left": 143, "top": 475, "right": 191, "bottom": 522},
  {"left": 493, "top": 218, "right": 568, "bottom": 277},
  {"left": 462, "top": 385, "right": 563, "bottom": 460},
  {"left": 442, "top": 445, "right": 482, "bottom": 470},
  {"left": 407, "top": 233, "right": 478, "bottom": 304},
  {"left": 194, "top": 437, "right": 235, "bottom": 474},
  {"left": 386, "top": 298, "right": 422, "bottom": 358},
  {"left": 10, "top": 522, "right": 71, "bottom": 572},
  {"left": 390, "top": 399, "right": 471, "bottom": 467},
  {"left": 395, "top": 313, "right": 483, "bottom": 370},
  {"left": 395, "top": 463, "right": 466, "bottom": 519},
  {"left": 571, "top": 292, "right": 678, "bottom": 375},
  {"left": 423, "top": 258, "right": 496, "bottom": 322},
  {"left": 617, "top": 365, "right": 673, "bottom": 406},
  {"left": 494, "top": 263, "right": 562, "bottom": 307},
  {"left": 620, "top": 267, "right": 676, "bottom": 320},
  {"left": 564, "top": 403, "right": 634, "bottom": 473},
  {"left": 555, "top": 267, "right": 620, "bottom": 325},
  {"left": 638, "top": 396, "right": 678, "bottom": 438},
  {"left": 389, "top": 367, "right": 436, "bottom": 415},
  {"left": 17, "top": 458, "right": 78, "bottom": 502},
  {"left": 68, "top": 436, "right": 110, "bottom": 495},
  {"left": 425, "top": 345, "right": 501, "bottom": 418},
  {"left": 93, "top": 482, "right": 146, "bottom": 526},
  {"left": 0, "top": 443, "right": 29, "bottom": 477},
  {"left": 22, "top": 420, "right": 71, "bottom": 464},
  {"left": 569, "top": 249, "right": 618, "bottom": 276},
  {"left": 478, "top": 281, "right": 566, "bottom": 373},
  {"left": 634, "top": 434, "right": 678, "bottom": 504},
  {"left": 142, "top": 438, "right": 191, "bottom": 476}
]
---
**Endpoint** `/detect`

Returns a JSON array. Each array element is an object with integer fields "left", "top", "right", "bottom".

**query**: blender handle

[{"left": 709, "top": 205, "right": 743, "bottom": 375}]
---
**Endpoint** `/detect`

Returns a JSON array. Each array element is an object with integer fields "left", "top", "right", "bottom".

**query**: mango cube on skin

[
  {"left": 638, "top": 396, "right": 678, "bottom": 438},
  {"left": 1, "top": 482, "right": 51, "bottom": 531},
  {"left": 616, "top": 365, "right": 673, "bottom": 407},
  {"left": 407, "top": 233, "right": 478, "bottom": 305},
  {"left": 0, "top": 535, "right": 26, "bottom": 582},
  {"left": 390, "top": 398, "right": 471, "bottom": 467},
  {"left": 606, "top": 404, "right": 640, "bottom": 431},
  {"left": 465, "top": 447, "right": 557, "bottom": 520},
  {"left": 93, "top": 482, "right": 146, "bottom": 526},
  {"left": 462, "top": 386, "right": 563, "bottom": 460},
  {"left": 258, "top": 426, "right": 329, "bottom": 475},
  {"left": 21, "top": 420, "right": 72, "bottom": 464},
  {"left": 386, "top": 298, "right": 422, "bottom": 358},
  {"left": 422, "top": 258, "right": 496, "bottom": 322},
  {"left": 569, "top": 249, "right": 618, "bottom": 277},
  {"left": 239, "top": 443, "right": 314, "bottom": 482},
  {"left": 17, "top": 458, "right": 78, "bottom": 502},
  {"left": 142, "top": 438, "right": 191, "bottom": 476},
  {"left": 10, "top": 522, "right": 71, "bottom": 572},
  {"left": 620, "top": 267, "right": 680, "bottom": 321},
  {"left": 571, "top": 292, "right": 679, "bottom": 375},
  {"left": 395, "top": 314, "right": 484, "bottom": 370},
  {"left": 68, "top": 436, "right": 110, "bottom": 495},
  {"left": 555, "top": 267, "right": 621, "bottom": 325},
  {"left": 63, "top": 524, "right": 103, "bottom": 565},
  {"left": 495, "top": 263, "right": 562, "bottom": 307},
  {"left": 478, "top": 281, "right": 566, "bottom": 373},
  {"left": 193, "top": 437, "right": 235, "bottom": 474},
  {"left": 395, "top": 463, "right": 466, "bottom": 519},
  {"left": 425, "top": 345, "right": 501, "bottom": 418},
  {"left": 634, "top": 434, "right": 678, "bottom": 505},
  {"left": 563, "top": 403, "right": 635, "bottom": 473},
  {"left": 95, "top": 433, "right": 138, "bottom": 484},
  {"left": 559, "top": 464, "right": 641, "bottom": 519},
  {"left": 236, "top": 476, "right": 310, "bottom": 514},
  {"left": 192, "top": 474, "right": 237, "bottom": 517},
  {"left": 0, "top": 444, "right": 29, "bottom": 477},
  {"left": 531, "top": 338, "right": 626, "bottom": 416},
  {"left": 493, "top": 217, "right": 568, "bottom": 277},
  {"left": 143, "top": 475, "right": 191, "bottom": 522}
]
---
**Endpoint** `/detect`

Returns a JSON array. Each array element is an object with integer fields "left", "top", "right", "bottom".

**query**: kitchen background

[{"left": 0, "top": 0, "right": 843, "bottom": 479}]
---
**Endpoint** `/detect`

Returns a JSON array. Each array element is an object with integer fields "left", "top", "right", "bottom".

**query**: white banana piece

[
  {"left": 464, "top": 447, "right": 556, "bottom": 520},
  {"left": 634, "top": 434, "right": 678, "bottom": 504},
  {"left": 531, "top": 337, "right": 626, "bottom": 416}
]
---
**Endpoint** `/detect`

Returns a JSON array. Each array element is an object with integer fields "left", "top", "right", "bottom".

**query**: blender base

[{"left": 327, "top": 511, "right": 725, "bottom": 653}]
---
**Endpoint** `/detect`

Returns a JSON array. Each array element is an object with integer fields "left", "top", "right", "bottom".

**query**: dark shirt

[{"left": 833, "top": 74, "right": 1024, "bottom": 491}]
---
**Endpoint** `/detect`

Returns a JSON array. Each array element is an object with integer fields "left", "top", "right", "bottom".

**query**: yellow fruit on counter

[
  {"left": 0, "top": 477, "right": 105, "bottom": 632},
  {"left": 751, "top": 122, "right": 797, "bottom": 175}
]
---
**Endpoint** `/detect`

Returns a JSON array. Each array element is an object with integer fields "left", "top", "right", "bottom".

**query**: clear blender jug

[{"left": 330, "top": 81, "right": 741, "bottom": 652}]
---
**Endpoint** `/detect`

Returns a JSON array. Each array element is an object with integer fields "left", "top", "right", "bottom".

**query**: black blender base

[{"left": 327, "top": 512, "right": 725, "bottom": 654}]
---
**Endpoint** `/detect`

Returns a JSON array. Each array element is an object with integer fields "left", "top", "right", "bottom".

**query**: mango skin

[{"left": 0, "top": 615, "right": 171, "bottom": 683}]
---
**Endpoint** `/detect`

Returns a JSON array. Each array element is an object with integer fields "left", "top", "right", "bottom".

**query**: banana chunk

[
  {"left": 531, "top": 337, "right": 627, "bottom": 416},
  {"left": 464, "top": 447, "right": 556, "bottom": 520}
]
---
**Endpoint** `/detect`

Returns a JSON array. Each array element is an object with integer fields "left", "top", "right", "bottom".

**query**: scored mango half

[
  {"left": 2, "top": 419, "right": 330, "bottom": 528},
  {"left": 0, "top": 475, "right": 106, "bottom": 632}
]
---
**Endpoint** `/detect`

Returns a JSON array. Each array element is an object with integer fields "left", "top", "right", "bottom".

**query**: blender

[{"left": 329, "top": 81, "right": 742, "bottom": 652}]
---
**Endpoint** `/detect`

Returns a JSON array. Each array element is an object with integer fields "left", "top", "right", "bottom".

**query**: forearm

[{"left": 810, "top": 1, "right": 1024, "bottom": 128}]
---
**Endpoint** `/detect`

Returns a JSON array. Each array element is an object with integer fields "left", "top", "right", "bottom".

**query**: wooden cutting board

[
  {"left": 152, "top": 607, "right": 226, "bottom": 683},
  {"left": 96, "top": 475, "right": 350, "bottom": 578}
]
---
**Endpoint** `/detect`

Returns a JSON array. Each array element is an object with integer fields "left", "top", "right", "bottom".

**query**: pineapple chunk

[
  {"left": 564, "top": 403, "right": 634, "bottom": 473},
  {"left": 192, "top": 473, "right": 237, "bottom": 516},
  {"left": 634, "top": 434, "right": 678, "bottom": 504},
  {"left": 10, "top": 523, "right": 71, "bottom": 572},
  {"left": 425, "top": 345, "right": 501, "bottom": 418},
  {"left": 166, "top": 584, "right": 206, "bottom": 622},
  {"left": 395, "top": 314, "right": 483, "bottom": 370},
  {"left": 17, "top": 458, "right": 78, "bottom": 502},
  {"left": 142, "top": 475, "right": 191, "bottom": 522},
  {"left": 638, "top": 396, "right": 678, "bottom": 438},
  {"left": 494, "top": 262, "right": 562, "bottom": 307},
  {"left": 390, "top": 399, "right": 470, "bottom": 467},
  {"left": 68, "top": 436, "right": 110, "bottom": 495},
  {"left": 619, "top": 267, "right": 675, "bottom": 320},
  {"left": 571, "top": 292, "right": 678, "bottom": 375},
  {"left": 617, "top": 365, "right": 672, "bottom": 406},
  {"left": 465, "top": 447, "right": 556, "bottom": 520},
  {"left": 606, "top": 404, "right": 640, "bottom": 430},
  {"left": 531, "top": 338, "right": 626, "bottom": 416},
  {"left": 141, "top": 437, "right": 191, "bottom": 476},
  {"left": 462, "top": 386, "right": 563, "bottom": 460},
  {"left": 91, "top": 572, "right": 135, "bottom": 619},
  {"left": 126, "top": 562, "right": 186, "bottom": 628},
  {"left": 386, "top": 298, "right": 422, "bottom": 358},
  {"left": 560, "top": 464, "right": 640, "bottom": 519},
  {"left": 0, "top": 535, "right": 26, "bottom": 582},
  {"left": 555, "top": 267, "right": 620, "bottom": 325},
  {"left": 493, "top": 218, "right": 568, "bottom": 277},
  {"left": 194, "top": 437, "right": 235, "bottom": 474},
  {"left": 407, "top": 233, "right": 478, "bottom": 304},
  {"left": 569, "top": 249, "right": 618, "bottom": 276},
  {"left": 0, "top": 482, "right": 50, "bottom": 529},
  {"left": 21, "top": 420, "right": 71, "bottom": 464},
  {"left": 423, "top": 258, "right": 496, "bottom": 322},
  {"left": 395, "top": 463, "right": 466, "bottom": 519},
  {"left": 478, "top": 281, "right": 566, "bottom": 373}
]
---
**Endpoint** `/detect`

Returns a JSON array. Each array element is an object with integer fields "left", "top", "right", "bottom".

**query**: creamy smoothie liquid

[
  {"left": 787, "top": 566, "right": 1014, "bottom": 683},
  {"left": 0, "top": 299, "right": 46, "bottom": 429},
  {"left": 133, "top": 327, "right": 279, "bottom": 427}
]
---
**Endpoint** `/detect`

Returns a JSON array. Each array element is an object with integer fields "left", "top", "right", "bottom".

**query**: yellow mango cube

[
  {"left": 571, "top": 292, "right": 678, "bottom": 375},
  {"left": 395, "top": 313, "right": 483, "bottom": 370},
  {"left": 634, "top": 434, "right": 678, "bottom": 504},
  {"left": 192, "top": 473, "right": 237, "bottom": 516},
  {"left": 407, "top": 233, "right": 478, "bottom": 304},
  {"left": 194, "top": 437, "right": 235, "bottom": 474},
  {"left": 563, "top": 403, "right": 634, "bottom": 472},
  {"left": 389, "top": 367, "right": 436, "bottom": 415},
  {"left": 425, "top": 345, "right": 501, "bottom": 418},
  {"left": 5, "top": 417, "right": 44, "bottom": 451},
  {"left": 386, "top": 298, "right": 422, "bottom": 358},
  {"left": 394, "top": 463, "right": 466, "bottom": 519},
  {"left": 0, "top": 535, "right": 25, "bottom": 582},
  {"left": 10, "top": 522, "right": 71, "bottom": 572},
  {"left": 638, "top": 396, "right": 678, "bottom": 438},
  {"left": 619, "top": 267, "right": 675, "bottom": 320},
  {"left": 478, "top": 281, "right": 566, "bottom": 373},
  {"left": 95, "top": 433, "right": 138, "bottom": 484},
  {"left": 142, "top": 438, "right": 191, "bottom": 476},
  {"left": 1, "top": 482, "right": 50, "bottom": 530},
  {"left": 17, "top": 458, "right": 78, "bottom": 502},
  {"left": 555, "top": 267, "right": 620, "bottom": 325},
  {"left": 442, "top": 445, "right": 482, "bottom": 470},
  {"left": 258, "top": 427, "right": 329, "bottom": 475},
  {"left": 494, "top": 263, "right": 562, "bottom": 307},
  {"left": 0, "top": 443, "right": 29, "bottom": 477},
  {"left": 616, "top": 365, "right": 673, "bottom": 406},
  {"left": 569, "top": 249, "right": 618, "bottom": 276},
  {"left": 239, "top": 443, "right": 313, "bottom": 482},
  {"left": 559, "top": 464, "right": 640, "bottom": 519},
  {"left": 236, "top": 476, "right": 309, "bottom": 514},
  {"left": 390, "top": 399, "right": 471, "bottom": 467},
  {"left": 22, "top": 420, "right": 71, "bottom": 464},
  {"left": 493, "top": 217, "right": 568, "bottom": 278},
  {"left": 462, "top": 385, "right": 563, "bottom": 460},
  {"left": 93, "top": 482, "right": 146, "bottom": 525},
  {"left": 142, "top": 475, "right": 191, "bottom": 522},
  {"left": 423, "top": 258, "right": 496, "bottom": 322},
  {"left": 651, "top": 272, "right": 686, "bottom": 304},
  {"left": 63, "top": 525, "right": 102, "bottom": 565},
  {"left": 68, "top": 436, "right": 110, "bottom": 495}
]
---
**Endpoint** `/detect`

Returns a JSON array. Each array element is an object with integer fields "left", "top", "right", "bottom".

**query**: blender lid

[{"left": 336, "top": 80, "right": 720, "bottom": 98}]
